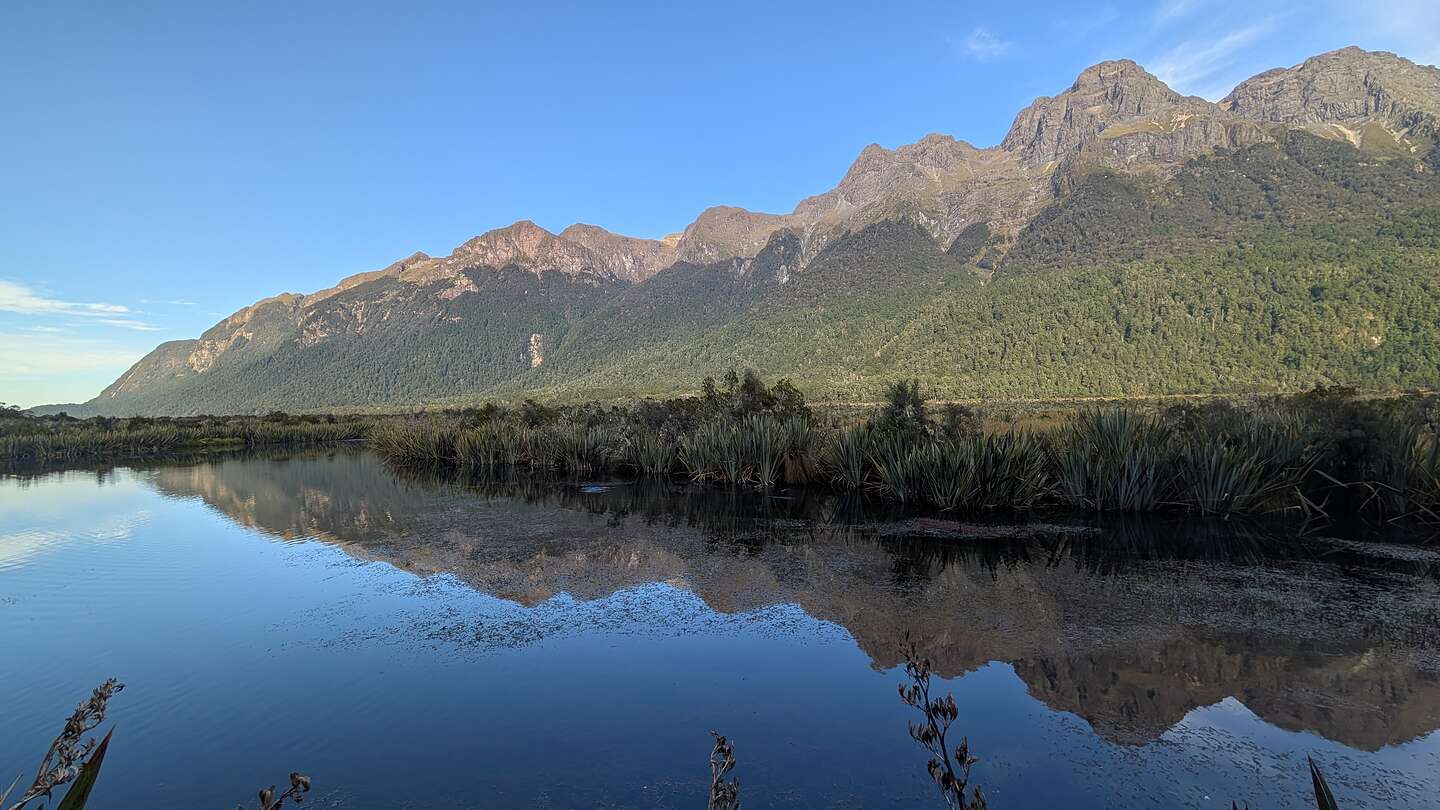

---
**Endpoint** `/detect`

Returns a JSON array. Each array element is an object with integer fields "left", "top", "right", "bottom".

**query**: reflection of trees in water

[
  {"left": 389, "top": 459, "right": 1438, "bottom": 582},
  {"left": 144, "top": 449, "right": 1440, "bottom": 751}
]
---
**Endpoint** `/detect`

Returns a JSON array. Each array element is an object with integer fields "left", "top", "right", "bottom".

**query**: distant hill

[{"left": 79, "top": 47, "right": 1440, "bottom": 415}]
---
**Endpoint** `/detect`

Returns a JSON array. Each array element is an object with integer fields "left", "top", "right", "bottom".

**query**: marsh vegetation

[
  {"left": 0, "top": 409, "right": 370, "bottom": 468},
  {"left": 6, "top": 372, "right": 1438, "bottom": 524},
  {"left": 365, "top": 373, "right": 1440, "bottom": 524}
]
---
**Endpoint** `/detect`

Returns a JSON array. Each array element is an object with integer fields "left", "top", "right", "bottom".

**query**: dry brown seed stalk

[{"left": 5, "top": 678, "right": 124, "bottom": 810}]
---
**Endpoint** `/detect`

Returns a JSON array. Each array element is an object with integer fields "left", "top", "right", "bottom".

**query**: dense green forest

[{"left": 73, "top": 132, "right": 1440, "bottom": 416}]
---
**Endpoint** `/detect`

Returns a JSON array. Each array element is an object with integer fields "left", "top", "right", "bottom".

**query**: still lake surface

[{"left": 2, "top": 449, "right": 1439, "bottom": 809}]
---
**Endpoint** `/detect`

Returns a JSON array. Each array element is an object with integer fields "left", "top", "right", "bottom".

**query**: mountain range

[{"left": 79, "top": 46, "right": 1440, "bottom": 415}]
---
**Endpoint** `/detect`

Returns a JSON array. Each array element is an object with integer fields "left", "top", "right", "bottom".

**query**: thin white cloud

[
  {"left": 956, "top": 27, "right": 1013, "bottom": 61},
  {"left": 0, "top": 331, "right": 153, "bottom": 407},
  {"left": 1153, "top": 0, "right": 1203, "bottom": 27},
  {"left": 140, "top": 298, "right": 197, "bottom": 306},
  {"left": 28, "top": 325, "right": 71, "bottom": 334},
  {"left": 1148, "top": 18, "right": 1279, "bottom": 98},
  {"left": 0, "top": 332, "right": 146, "bottom": 376},
  {"left": 96, "top": 318, "right": 163, "bottom": 332},
  {"left": 0, "top": 280, "right": 130, "bottom": 317},
  {"left": 0, "top": 281, "right": 162, "bottom": 330}
]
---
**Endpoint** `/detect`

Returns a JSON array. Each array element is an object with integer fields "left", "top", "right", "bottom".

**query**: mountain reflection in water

[
  {"left": 5, "top": 448, "right": 1440, "bottom": 809},
  {"left": 140, "top": 450, "right": 1440, "bottom": 753}
]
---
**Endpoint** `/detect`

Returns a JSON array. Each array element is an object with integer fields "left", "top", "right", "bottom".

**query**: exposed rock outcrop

[{"left": 1001, "top": 59, "right": 1192, "bottom": 166}]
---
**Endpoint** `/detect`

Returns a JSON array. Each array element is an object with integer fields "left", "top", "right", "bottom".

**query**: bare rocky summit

[
  {"left": 558, "top": 223, "right": 677, "bottom": 283},
  {"left": 1001, "top": 59, "right": 1192, "bottom": 166},
  {"left": 1223, "top": 47, "right": 1440, "bottom": 129},
  {"left": 671, "top": 205, "right": 792, "bottom": 264}
]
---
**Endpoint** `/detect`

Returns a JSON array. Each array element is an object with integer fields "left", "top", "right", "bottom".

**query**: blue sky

[{"left": 2, "top": 0, "right": 1438, "bottom": 407}]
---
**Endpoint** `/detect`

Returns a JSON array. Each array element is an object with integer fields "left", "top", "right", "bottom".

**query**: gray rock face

[
  {"left": 800, "top": 134, "right": 983, "bottom": 217},
  {"left": 446, "top": 220, "right": 603, "bottom": 278},
  {"left": 1055, "top": 107, "right": 1279, "bottom": 189},
  {"left": 558, "top": 223, "right": 676, "bottom": 283},
  {"left": 1001, "top": 60, "right": 1191, "bottom": 167},
  {"left": 794, "top": 133, "right": 1040, "bottom": 247},
  {"left": 1222, "top": 47, "right": 1440, "bottom": 129},
  {"left": 671, "top": 205, "right": 793, "bottom": 265}
]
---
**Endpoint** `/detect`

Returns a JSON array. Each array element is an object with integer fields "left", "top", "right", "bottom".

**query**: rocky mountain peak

[
  {"left": 672, "top": 205, "right": 789, "bottom": 264},
  {"left": 456, "top": 219, "right": 554, "bottom": 256},
  {"left": 334, "top": 219, "right": 610, "bottom": 285},
  {"left": 79, "top": 45, "right": 1440, "bottom": 417},
  {"left": 838, "top": 134, "right": 978, "bottom": 184},
  {"left": 303, "top": 251, "right": 434, "bottom": 306},
  {"left": 907, "top": 132, "right": 979, "bottom": 158},
  {"left": 1221, "top": 46, "right": 1440, "bottom": 131},
  {"left": 558, "top": 223, "right": 676, "bottom": 283},
  {"left": 393, "top": 250, "right": 432, "bottom": 266},
  {"left": 1002, "top": 59, "right": 1191, "bottom": 166},
  {"left": 558, "top": 222, "right": 616, "bottom": 242},
  {"left": 789, "top": 132, "right": 996, "bottom": 234},
  {"left": 1069, "top": 59, "right": 1159, "bottom": 93}
]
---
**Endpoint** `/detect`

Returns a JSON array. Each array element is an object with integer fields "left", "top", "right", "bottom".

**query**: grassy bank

[
  {"left": 8, "top": 374, "right": 1438, "bottom": 524},
  {"left": 367, "top": 374, "right": 1440, "bottom": 524},
  {"left": 0, "top": 410, "right": 372, "bottom": 468}
]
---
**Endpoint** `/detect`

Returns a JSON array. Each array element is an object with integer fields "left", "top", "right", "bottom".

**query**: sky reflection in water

[{"left": 2, "top": 450, "right": 1439, "bottom": 808}]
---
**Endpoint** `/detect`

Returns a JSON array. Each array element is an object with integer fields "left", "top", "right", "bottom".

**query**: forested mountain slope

[{"left": 80, "top": 47, "right": 1440, "bottom": 415}]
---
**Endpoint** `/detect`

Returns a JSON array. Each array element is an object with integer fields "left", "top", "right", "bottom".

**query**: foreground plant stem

[
  {"left": 4, "top": 678, "right": 124, "bottom": 810},
  {"left": 708, "top": 731, "right": 741, "bottom": 810},
  {"left": 239, "top": 772, "right": 311, "bottom": 810},
  {"left": 899, "top": 643, "right": 987, "bottom": 810}
]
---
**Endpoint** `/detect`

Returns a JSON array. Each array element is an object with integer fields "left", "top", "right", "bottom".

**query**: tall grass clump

[
  {"left": 970, "top": 432, "right": 1053, "bottom": 510},
  {"left": 1057, "top": 409, "right": 1174, "bottom": 511},
  {"left": 912, "top": 440, "right": 978, "bottom": 510},
  {"left": 681, "top": 422, "right": 738, "bottom": 484},
  {"left": 742, "top": 414, "right": 786, "bottom": 488},
  {"left": 778, "top": 414, "right": 818, "bottom": 483},
  {"left": 499, "top": 425, "right": 531, "bottom": 466},
  {"left": 2, "top": 425, "right": 185, "bottom": 465},
  {"left": 369, "top": 422, "right": 457, "bottom": 463},
  {"left": 453, "top": 423, "right": 518, "bottom": 468},
  {"left": 1173, "top": 410, "right": 1322, "bottom": 515},
  {"left": 239, "top": 420, "right": 366, "bottom": 447},
  {"left": 677, "top": 414, "right": 798, "bottom": 488},
  {"left": 823, "top": 424, "right": 874, "bottom": 490},
  {"left": 869, "top": 433, "right": 921, "bottom": 502},
  {"left": 903, "top": 432, "right": 1053, "bottom": 512},
  {"left": 3, "top": 410, "right": 372, "bottom": 470},
  {"left": 552, "top": 423, "right": 619, "bottom": 473},
  {"left": 1368, "top": 419, "right": 1440, "bottom": 522},
  {"left": 625, "top": 429, "right": 677, "bottom": 476}
]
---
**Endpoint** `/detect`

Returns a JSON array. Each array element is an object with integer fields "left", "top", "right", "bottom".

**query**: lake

[{"left": 2, "top": 449, "right": 1439, "bottom": 808}]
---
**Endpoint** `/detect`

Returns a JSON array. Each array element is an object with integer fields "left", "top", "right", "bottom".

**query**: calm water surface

[{"left": 2, "top": 450, "right": 1439, "bottom": 808}]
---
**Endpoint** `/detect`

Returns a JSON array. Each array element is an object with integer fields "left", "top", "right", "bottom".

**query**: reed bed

[
  {"left": 364, "top": 401, "right": 1439, "bottom": 523},
  {"left": 11, "top": 375, "right": 1435, "bottom": 524},
  {"left": 1362, "top": 419, "right": 1440, "bottom": 521},
  {"left": 626, "top": 429, "right": 678, "bottom": 476},
  {"left": 2, "top": 418, "right": 367, "bottom": 467}
]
